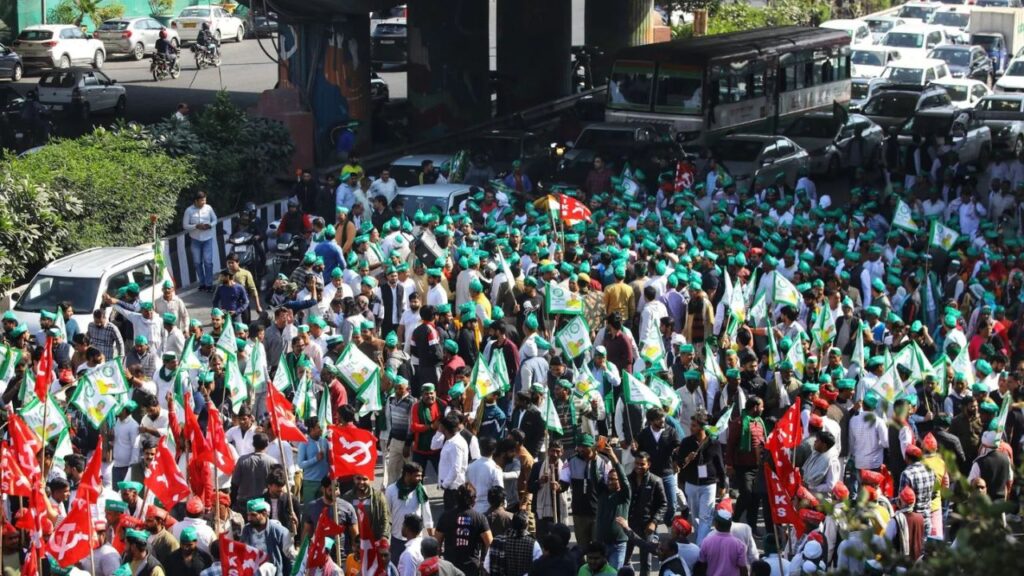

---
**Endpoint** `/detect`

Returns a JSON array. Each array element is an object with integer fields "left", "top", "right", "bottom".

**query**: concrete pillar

[
  {"left": 585, "top": 0, "right": 654, "bottom": 84},
  {"left": 496, "top": 0, "right": 572, "bottom": 115},
  {"left": 407, "top": 0, "right": 491, "bottom": 139}
]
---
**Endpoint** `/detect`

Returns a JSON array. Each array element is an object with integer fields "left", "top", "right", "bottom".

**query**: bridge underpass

[{"left": 254, "top": 0, "right": 657, "bottom": 169}]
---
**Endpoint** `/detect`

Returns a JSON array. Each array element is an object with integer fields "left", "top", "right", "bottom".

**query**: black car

[
  {"left": 928, "top": 45, "right": 993, "bottom": 84},
  {"left": 0, "top": 42, "right": 23, "bottom": 81},
  {"left": 250, "top": 15, "right": 278, "bottom": 38},
  {"left": 461, "top": 129, "right": 553, "bottom": 182},
  {"left": 371, "top": 18, "right": 406, "bottom": 70}
]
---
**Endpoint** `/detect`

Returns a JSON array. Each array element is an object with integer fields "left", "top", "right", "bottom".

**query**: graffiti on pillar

[{"left": 278, "top": 19, "right": 370, "bottom": 159}]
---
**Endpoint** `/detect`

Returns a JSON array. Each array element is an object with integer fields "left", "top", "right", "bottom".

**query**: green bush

[
  {"left": 671, "top": 0, "right": 832, "bottom": 37},
  {"left": 148, "top": 0, "right": 175, "bottom": 16},
  {"left": 48, "top": 0, "right": 79, "bottom": 25},
  {"left": 95, "top": 2, "right": 126, "bottom": 23},
  {"left": 0, "top": 175, "right": 83, "bottom": 291},
  {"left": 2, "top": 129, "right": 197, "bottom": 254}
]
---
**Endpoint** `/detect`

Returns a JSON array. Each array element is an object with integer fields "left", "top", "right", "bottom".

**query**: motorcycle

[
  {"left": 192, "top": 42, "right": 221, "bottom": 69},
  {"left": 267, "top": 231, "right": 305, "bottom": 281},
  {"left": 226, "top": 228, "right": 259, "bottom": 272},
  {"left": 151, "top": 53, "right": 181, "bottom": 81},
  {"left": 0, "top": 93, "right": 53, "bottom": 152}
]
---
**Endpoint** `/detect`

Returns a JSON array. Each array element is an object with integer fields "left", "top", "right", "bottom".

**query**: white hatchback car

[
  {"left": 932, "top": 78, "right": 990, "bottom": 109},
  {"left": 880, "top": 58, "right": 950, "bottom": 86},
  {"left": 170, "top": 5, "right": 246, "bottom": 44},
  {"left": 36, "top": 68, "right": 126, "bottom": 119},
  {"left": 12, "top": 24, "right": 106, "bottom": 70}
]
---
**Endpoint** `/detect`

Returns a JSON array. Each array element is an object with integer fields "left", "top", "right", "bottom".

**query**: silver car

[
  {"left": 784, "top": 112, "right": 885, "bottom": 177},
  {"left": 710, "top": 134, "right": 810, "bottom": 191},
  {"left": 94, "top": 18, "right": 179, "bottom": 60}
]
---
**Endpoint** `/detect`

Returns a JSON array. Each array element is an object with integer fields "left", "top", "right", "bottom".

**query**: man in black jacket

[
  {"left": 625, "top": 452, "right": 667, "bottom": 576},
  {"left": 636, "top": 407, "right": 681, "bottom": 525},
  {"left": 509, "top": 388, "right": 545, "bottom": 459},
  {"left": 261, "top": 466, "right": 301, "bottom": 534},
  {"left": 411, "top": 305, "right": 444, "bottom": 395}
]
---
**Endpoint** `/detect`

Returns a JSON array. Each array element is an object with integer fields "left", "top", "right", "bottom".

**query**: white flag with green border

[
  {"left": 622, "top": 371, "right": 661, "bottom": 408},
  {"left": 892, "top": 199, "right": 919, "bottom": 233},
  {"left": 929, "top": 220, "right": 959, "bottom": 252},
  {"left": 541, "top": 394, "right": 563, "bottom": 434},
  {"left": 69, "top": 358, "right": 129, "bottom": 428},
  {"left": 490, "top": 351, "right": 511, "bottom": 394},
  {"left": 334, "top": 343, "right": 381, "bottom": 393},
  {"left": 555, "top": 315, "right": 592, "bottom": 360},
  {"left": 471, "top": 355, "right": 502, "bottom": 399},
  {"left": 786, "top": 339, "right": 806, "bottom": 379},
  {"left": 811, "top": 307, "right": 836, "bottom": 350},
  {"left": 355, "top": 371, "right": 383, "bottom": 417},
  {"left": 638, "top": 314, "right": 665, "bottom": 368},
  {"left": 216, "top": 319, "right": 237, "bottom": 356},
  {"left": 0, "top": 343, "right": 21, "bottom": 387},
  {"left": 19, "top": 394, "right": 69, "bottom": 442},
  {"left": 771, "top": 272, "right": 800, "bottom": 309},
  {"left": 749, "top": 292, "right": 768, "bottom": 328},
  {"left": 545, "top": 281, "right": 584, "bottom": 315},
  {"left": 951, "top": 344, "right": 975, "bottom": 387},
  {"left": 317, "top": 384, "right": 333, "bottom": 427},
  {"left": 650, "top": 376, "right": 678, "bottom": 416},
  {"left": 179, "top": 335, "right": 203, "bottom": 371},
  {"left": 272, "top": 353, "right": 296, "bottom": 392},
  {"left": 706, "top": 406, "right": 733, "bottom": 437},
  {"left": 222, "top": 351, "right": 249, "bottom": 412}
]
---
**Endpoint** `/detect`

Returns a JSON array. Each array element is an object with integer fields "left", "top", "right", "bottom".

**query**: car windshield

[
  {"left": 978, "top": 98, "right": 1023, "bottom": 112},
  {"left": 179, "top": 8, "right": 210, "bottom": 17},
  {"left": 466, "top": 137, "right": 521, "bottom": 161},
  {"left": 711, "top": 140, "right": 766, "bottom": 162},
  {"left": 864, "top": 93, "right": 918, "bottom": 116},
  {"left": 608, "top": 61, "right": 655, "bottom": 110},
  {"left": 38, "top": 72, "right": 78, "bottom": 88},
  {"left": 867, "top": 20, "right": 896, "bottom": 33},
  {"left": 398, "top": 195, "right": 448, "bottom": 219},
  {"left": 852, "top": 82, "right": 870, "bottom": 99},
  {"left": 17, "top": 30, "right": 53, "bottom": 40},
  {"left": 971, "top": 35, "right": 999, "bottom": 51},
  {"left": 851, "top": 50, "right": 884, "bottom": 66},
  {"left": 98, "top": 21, "right": 130, "bottom": 31},
  {"left": 387, "top": 164, "right": 425, "bottom": 188},
  {"left": 785, "top": 117, "right": 836, "bottom": 138},
  {"left": 15, "top": 274, "right": 99, "bottom": 313},
  {"left": 941, "top": 85, "right": 968, "bottom": 101},
  {"left": 930, "top": 47, "right": 969, "bottom": 66},
  {"left": 575, "top": 129, "right": 636, "bottom": 149},
  {"left": 929, "top": 12, "right": 969, "bottom": 27},
  {"left": 882, "top": 66, "right": 924, "bottom": 83},
  {"left": 1006, "top": 60, "right": 1024, "bottom": 76},
  {"left": 977, "top": 0, "right": 1010, "bottom": 6},
  {"left": 898, "top": 6, "right": 936, "bottom": 19},
  {"left": 884, "top": 32, "right": 925, "bottom": 48},
  {"left": 655, "top": 65, "right": 703, "bottom": 115}
]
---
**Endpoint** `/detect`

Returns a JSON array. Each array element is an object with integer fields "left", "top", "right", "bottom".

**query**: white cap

[
  {"left": 803, "top": 541, "right": 823, "bottom": 561},
  {"left": 819, "top": 195, "right": 832, "bottom": 210},
  {"left": 801, "top": 560, "right": 821, "bottom": 575},
  {"left": 982, "top": 430, "right": 1000, "bottom": 448}
]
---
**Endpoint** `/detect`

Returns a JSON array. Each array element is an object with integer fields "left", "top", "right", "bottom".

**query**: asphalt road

[{"left": 8, "top": 38, "right": 408, "bottom": 125}]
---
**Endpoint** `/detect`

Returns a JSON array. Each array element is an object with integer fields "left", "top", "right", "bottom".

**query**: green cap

[
  {"left": 125, "top": 529, "right": 149, "bottom": 544},
  {"left": 444, "top": 339, "right": 458, "bottom": 354},
  {"left": 385, "top": 331, "right": 399, "bottom": 347},
  {"left": 105, "top": 499, "right": 129, "bottom": 512},
  {"left": 162, "top": 312, "right": 177, "bottom": 324},
  {"left": 180, "top": 526, "right": 198, "bottom": 543},
  {"left": 976, "top": 360, "right": 993, "bottom": 376},
  {"left": 980, "top": 400, "right": 999, "bottom": 413},
  {"left": 134, "top": 335, "right": 148, "bottom": 346},
  {"left": 118, "top": 481, "right": 143, "bottom": 492},
  {"left": 247, "top": 499, "right": 270, "bottom": 513},
  {"left": 836, "top": 379, "right": 856, "bottom": 390},
  {"left": 578, "top": 433, "right": 596, "bottom": 447}
]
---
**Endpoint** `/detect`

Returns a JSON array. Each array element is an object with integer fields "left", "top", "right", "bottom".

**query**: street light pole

[{"left": 41, "top": 0, "right": 47, "bottom": 25}]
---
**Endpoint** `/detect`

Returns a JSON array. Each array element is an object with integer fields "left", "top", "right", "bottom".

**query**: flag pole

[
  {"left": 275, "top": 434, "right": 298, "bottom": 529},
  {"left": 150, "top": 215, "right": 158, "bottom": 304},
  {"left": 212, "top": 461, "right": 221, "bottom": 535},
  {"left": 771, "top": 519, "right": 787, "bottom": 574}
]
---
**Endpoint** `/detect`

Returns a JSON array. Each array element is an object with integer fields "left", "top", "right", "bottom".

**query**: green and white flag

[
  {"left": 0, "top": 343, "right": 22, "bottom": 387},
  {"left": 292, "top": 373, "right": 313, "bottom": 421},
  {"left": 355, "top": 371, "right": 382, "bottom": 417},
  {"left": 892, "top": 342, "right": 933, "bottom": 386},
  {"left": 575, "top": 368, "right": 603, "bottom": 397},
  {"left": 247, "top": 343, "right": 268, "bottom": 393},
  {"left": 931, "top": 354, "right": 949, "bottom": 395},
  {"left": 748, "top": 291, "right": 768, "bottom": 328},
  {"left": 638, "top": 315, "right": 665, "bottom": 368},
  {"left": 951, "top": 343, "right": 975, "bottom": 387},
  {"left": 556, "top": 315, "right": 592, "bottom": 360},
  {"left": 786, "top": 339, "right": 806, "bottom": 379},
  {"left": 495, "top": 249, "right": 515, "bottom": 292},
  {"left": 272, "top": 353, "right": 296, "bottom": 392},
  {"left": 334, "top": 343, "right": 381, "bottom": 393},
  {"left": 706, "top": 406, "right": 733, "bottom": 437},
  {"left": 929, "top": 220, "right": 959, "bottom": 252},
  {"left": 767, "top": 325, "right": 782, "bottom": 370},
  {"left": 892, "top": 199, "right": 919, "bottom": 233},
  {"left": 622, "top": 371, "right": 661, "bottom": 408},
  {"left": 216, "top": 318, "right": 237, "bottom": 356},
  {"left": 650, "top": 376, "right": 678, "bottom": 416},
  {"left": 811, "top": 307, "right": 836, "bottom": 350},
  {"left": 317, "top": 385, "right": 333, "bottom": 427},
  {"left": 179, "top": 335, "right": 203, "bottom": 371},
  {"left": 470, "top": 355, "right": 502, "bottom": 399},
  {"left": 994, "top": 393, "right": 1012, "bottom": 435},
  {"left": 704, "top": 343, "right": 725, "bottom": 383},
  {"left": 19, "top": 394, "right": 69, "bottom": 442},
  {"left": 545, "top": 280, "right": 584, "bottom": 315},
  {"left": 489, "top": 349, "right": 511, "bottom": 394},
  {"left": 222, "top": 352, "right": 249, "bottom": 412},
  {"left": 771, "top": 272, "right": 800, "bottom": 309},
  {"left": 541, "top": 394, "right": 563, "bottom": 434},
  {"left": 70, "top": 358, "right": 130, "bottom": 428},
  {"left": 53, "top": 307, "right": 68, "bottom": 342}
]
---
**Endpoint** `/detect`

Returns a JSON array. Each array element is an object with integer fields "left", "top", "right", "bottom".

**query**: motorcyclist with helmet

[
  {"left": 237, "top": 202, "right": 268, "bottom": 276},
  {"left": 196, "top": 22, "right": 219, "bottom": 60},
  {"left": 155, "top": 28, "right": 177, "bottom": 64},
  {"left": 275, "top": 198, "right": 313, "bottom": 257},
  {"left": 19, "top": 90, "right": 50, "bottom": 145}
]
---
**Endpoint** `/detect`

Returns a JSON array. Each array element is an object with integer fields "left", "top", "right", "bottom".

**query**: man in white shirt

[
  {"left": 426, "top": 268, "right": 448, "bottom": 308},
  {"left": 112, "top": 403, "right": 139, "bottom": 484},
  {"left": 139, "top": 395, "right": 169, "bottom": 444},
  {"left": 397, "top": 514, "right": 427, "bottom": 576},
  {"left": 466, "top": 438, "right": 506, "bottom": 513},
  {"left": 159, "top": 313, "right": 185, "bottom": 358},
  {"left": 436, "top": 413, "right": 469, "bottom": 511},
  {"left": 386, "top": 463, "right": 434, "bottom": 561},
  {"left": 849, "top": 393, "right": 888, "bottom": 473},
  {"left": 226, "top": 406, "right": 257, "bottom": 457},
  {"left": 182, "top": 190, "right": 218, "bottom": 291},
  {"left": 369, "top": 169, "right": 398, "bottom": 203},
  {"left": 170, "top": 497, "right": 218, "bottom": 553}
]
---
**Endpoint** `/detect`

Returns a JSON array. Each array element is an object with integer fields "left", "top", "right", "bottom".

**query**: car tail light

[
  {"left": 122, "top": 31, "right": 132, "bottom": 39},
  {"left": 43, "top": 41, "right": 58, "bottom": 47},
  {"left": 72, "top": 87, "right": 82, "bottom": 100}
]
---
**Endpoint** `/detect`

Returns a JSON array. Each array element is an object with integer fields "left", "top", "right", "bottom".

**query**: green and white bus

[{"left": 605, "top": 26, "right": 852, "bottom": 145}]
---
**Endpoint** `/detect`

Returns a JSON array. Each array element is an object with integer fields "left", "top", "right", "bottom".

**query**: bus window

[
  {"left": 751, "top": 72, "right": 765, "bottom": 98},
  {"left": 608, "top": 60, "right": 655, "bottom": 111},
  {"left": 654, "top": 65, "right": 703, "bottom": 114}
]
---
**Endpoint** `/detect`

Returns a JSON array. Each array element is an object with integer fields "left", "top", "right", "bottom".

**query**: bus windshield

[
  {"left": 608, "top": 60, "right": 655, "bottom": 111},
  {"left": 654, "top": 65, "right": 703, "bottom": 115}
]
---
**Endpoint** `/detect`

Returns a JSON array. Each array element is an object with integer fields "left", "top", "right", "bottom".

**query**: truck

[{"left": 968, "top": 7, "right": 1024, "bottom": 76}]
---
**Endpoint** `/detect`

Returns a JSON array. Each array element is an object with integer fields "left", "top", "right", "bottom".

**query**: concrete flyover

[{"left": 256, "top": 0, "right": 658, "bottom": 169}]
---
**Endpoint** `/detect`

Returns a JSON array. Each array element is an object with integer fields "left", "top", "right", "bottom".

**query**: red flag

[
  {"left": 207, "top": 405, "right": 236, "bottom": 475},
  {"left": 558, "top": 193, "right": 592, "bottom": 226},
  {"left": 328, "top": 424, "right": 378, "bottom": 480},
  {"left": 145, "top": 437, "right": 192, "bottom": 509},
  {"left": 267, "top": 383, "right": 308, "bottom": 443},
  {"left": 766, "top": 398, "right": 802, "bottom": 457},
  {"left": 219, "top": 535, "right": 265, "bottom": 576},
  {"left": 308, "top": 509, "right": 346, "bottom": 573},
  {"left": 77, "top": 440, "right": 103, "bottom": 504},
  {"left": 764, "top": 464, "right": 804, "bottom": 537},
  {"left": 8, "top": 414, "right": 41, "bottom": 485},
  {"left": 34, "top": 336, "right": 53, "bottom": 401},
  {"left": 112, "top": 515, "right": 144, "bottom": 555},
  {"left": 880, "top": 464, "right": 895, "bottom": 499},
  {"left": 356, "top": 500, "right": 385, "bottom": 576},
  {"left": 21, "top": 545, "right": 39, "bottom": 576},
  {"left": 674, "top": 160, "right": 696, "bottom": 193},
  {"left": 45, "top": 498, "right": 95, "bottom": 567},
  {"left": 772, "top": 449, "right": 803, "bottom": 500},
  {"left": 0, "top": 442, "right": 33, "bottom": 497},
  {"left": 185, "top": 395, "right": 212, "bottom": 463}
]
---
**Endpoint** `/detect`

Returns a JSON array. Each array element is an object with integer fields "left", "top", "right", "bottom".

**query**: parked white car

[
  {"left": 927, "top": 7, "right": 970, "bottom": 43},
  {"left": 880, "top": 24, "right": 957, "bottom": 61},
  {"left": 881, "top": 58, "right": 951, "bottom": 86},
  {"left": 94, "top": 17, "right": 180, "bottom": 60},
  {"left": 12, "top": 24, "right": 106, "bottom": 70},
  {"left": 895, "top": 2, "right": 943, "bottom": 25},
  {"left": 865, "top": 16, "right": 906, "bottom": 44},
  {"left": 932, "top": 78, "right": 990, "bottom": 109},
  {"left": 35, "top": 67, "right": 126, "bottom": 119},
  {"left": 820, "top": 19, "right": 873, "bottom": 45},
  {"left": 996, "top": 57, "right": 1024, "bottom": 93},
  {"left": 851, "top": 46, "right": 902, "bottom": 78},
  {"left": 170, "top": 5, "right": 246, "bottom": 44}
]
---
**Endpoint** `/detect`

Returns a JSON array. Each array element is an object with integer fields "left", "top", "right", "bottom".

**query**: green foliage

[
  {"left": 671, "top": 0, "right": 831, "bottom": 37},
  {"left": 148, "top": 0, "right": 175, "bottom": 16},
  {"left": 95, "top": 2, "right": 126, "bottom": 23},
  {"left": 148, "top": 91, "right": 295, "bottom": 217},
  {"left": 49, "top": 0, "right": 122, "bottom": 28},
  {"left": 0, "top": 175, "right": 83, "bottom": 291},
  {"left": 48, "top": 0, "right": 79, "bottom": 25},
  {"left": 2, "top": 129, "right": 197, "bottom": 254}
]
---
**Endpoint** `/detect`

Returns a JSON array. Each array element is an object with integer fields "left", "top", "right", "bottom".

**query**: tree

[{"left": 0, "top": 175, "right": 83, "bottom": 291}]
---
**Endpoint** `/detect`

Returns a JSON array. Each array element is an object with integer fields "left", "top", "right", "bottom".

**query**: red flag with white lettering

[
  {"left": 674, "top": 160, "right": 696, "bottom": 193},
  {"left": 357, "top": 500, "right": 385, "bottom": 576},
  {"left": 207, "top": 404, "right": 236, "bottom": 475},
  {"left": 34, "top": 336, "right": 53, "bottom": 402},
  {"left": 8, "top": 413, "right": 41, "bottom": 486},
  {"left": 880, "top": 464, "right": 895, "bottom": 499},
  {"left": 219, "top": 535, "right": 265, "bottom": 576},
  {"left": 328, "top": 424, "right": 378, "bottom": 480},
  {"left": 21, "top": 545, "right": 39, "bottom": 576},
  {"left": 764, "top": 464, "right": 804, "bottom": 537},
  {"left": 766, "top": 398, "right": 802, "bottom": 457},
  {"left": 0, "top": 442, "right": 33, "bottom": 497},
  {"left": 76, "top": 440, "right": 103, "bottom": 504},
  {"left": 268, "top": 382, "right": 308, "bottom": 443},
  {"left": 185, "top": 395, "right": 212, "bottom": 463},
  {"left": 45, "top": 498, "right": 95, "bottom": 567},
  {"left": 308, "top": 509, "right": 346, "bottom": 573},
  {"left": 145, "top": 436, "right": 192, "bottom": 509},
  {"left": 558, "top": 194, "right": 592, "bottom": 227},
  {"left": 772, "top": 449, "right": 803, "bottom": 500}
]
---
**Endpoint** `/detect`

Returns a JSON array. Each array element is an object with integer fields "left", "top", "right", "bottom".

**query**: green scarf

[
  {"left": 740, "top": 412, "right": 764, "bottom": 453},
  {"left": 415, "top": 401, "right": 437, "bottom": 451},
  {"left": 396, "top": 479, "right": 428, "bottom": 504}
]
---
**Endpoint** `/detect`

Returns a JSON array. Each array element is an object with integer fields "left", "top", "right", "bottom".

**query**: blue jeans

[
  {"left": 685, "top": 482, "right": 716, "bottom": 545},
  {"left": 606, "top": 541, "right": 627, "bottom": 570},
  {"left": 662, "top": 473, "right": 678, "bottom": 525},
  {"left": 190, "top": 237, "right": 214, "bottom": 287}
]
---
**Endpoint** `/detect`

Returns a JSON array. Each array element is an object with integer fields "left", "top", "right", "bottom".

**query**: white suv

[
  {"left": 36, "top": 68, "right": 126, "bottom": 119},
  {"left": 13, "top": 24, "right": 106, "bottom": 70},
  {"left": 10, "top": 247, "right": 173, "bottom": 341}
]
